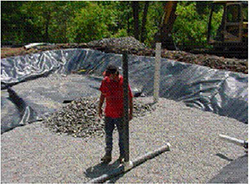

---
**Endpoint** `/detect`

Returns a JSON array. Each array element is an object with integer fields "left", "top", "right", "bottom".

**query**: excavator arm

[{"left": 157, "top": 1, "right": 178, "bottom": 50}]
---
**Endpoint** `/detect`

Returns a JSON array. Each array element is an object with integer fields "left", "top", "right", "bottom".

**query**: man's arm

[{"left": 98, "top": 93, "right": 105, "bottom": 118}]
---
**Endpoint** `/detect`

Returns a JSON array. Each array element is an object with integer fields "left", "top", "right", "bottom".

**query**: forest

[{"left": 2, "top": 1, "right": 221, "bottom": 50}]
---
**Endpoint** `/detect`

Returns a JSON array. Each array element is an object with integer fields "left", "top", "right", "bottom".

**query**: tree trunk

[
  {"left": 132, "top": 1, "right": 140, "bottom": 40},
  {"left": 140, "top": 2, "right": 150, "bottom": 42}
]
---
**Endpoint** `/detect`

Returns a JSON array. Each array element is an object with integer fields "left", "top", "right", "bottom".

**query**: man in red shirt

[{"left": 98, "top": 65, "right": 133, "bottom": 164}]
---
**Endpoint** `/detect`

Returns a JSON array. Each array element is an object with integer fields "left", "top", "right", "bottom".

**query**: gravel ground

[{"left": 1, "top": 97, "right": 247, "bottom": 183}]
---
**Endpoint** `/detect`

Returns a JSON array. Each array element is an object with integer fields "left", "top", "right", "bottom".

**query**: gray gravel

[
  {"left": 44, "top": 96, "right": 154, "bottom": 138},
  {"left": 1, "top": 97, "right": 247, "bottom": 183},
  {"left": 87, "top": 36, "right": 147, "bottom": 51}
]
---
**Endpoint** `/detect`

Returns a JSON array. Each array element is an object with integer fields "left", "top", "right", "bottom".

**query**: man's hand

[
  {"left": 98, "top": 93, "right": 105, "bottom": 119},
  {"left": 129, "top": 113, "right": 133, "bottom": 121}
]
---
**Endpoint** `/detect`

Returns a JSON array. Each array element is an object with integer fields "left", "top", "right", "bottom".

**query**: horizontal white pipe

[
  {"left": 219, "top": 134, "right": 245, "bottom": 147},
  {"left": 89, "top": 143, "right": 170, "bottom": 183}
]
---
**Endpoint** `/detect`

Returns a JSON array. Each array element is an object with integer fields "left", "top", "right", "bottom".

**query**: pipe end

[
  {"left": 124, "top": 160, "right": 133, "bottom": 171},
  {"left": 166, "top": 142, "right": 171, "bottom": 151}
]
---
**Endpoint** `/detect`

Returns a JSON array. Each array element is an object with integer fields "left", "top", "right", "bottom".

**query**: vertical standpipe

[
  {"left": 154, "top": 43, "right": 161, "bottom": 103},
  {"left": 122, "top": 53, "right": 129, "bottom": 162}
]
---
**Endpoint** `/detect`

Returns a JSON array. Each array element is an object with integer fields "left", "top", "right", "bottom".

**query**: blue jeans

[{"left": 104, "top": 117, "right": 124, "bottom": 157}]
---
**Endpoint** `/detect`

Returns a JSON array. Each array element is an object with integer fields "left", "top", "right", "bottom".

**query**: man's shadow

[{"left": 85, "top": 159, "right": 126, "bottom": 183}]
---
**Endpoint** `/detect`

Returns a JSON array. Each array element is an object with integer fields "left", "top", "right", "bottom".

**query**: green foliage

[
  {"left": 1, "top": 1, "right": 30, "bottom": 43},
  {"left": 144, "top": 2, "right": 165, "bottom": 46},
  {"left": 1, "top": 1, "right": 224, "bottom": 51},
  {"left": 173, "top": 2, "right": 210, "bottom": 49},
  {"left": 68, "top": 2, "right": 117, "bottom": 43},
  {"left": 113, "top": 29, "right": 128, "bottom": 38},
  {"left": 210, "top": 7, "right": 224, "bottom": 41},
  {"left": 112, "top": 1, "right": 133, "bottom": 35}
]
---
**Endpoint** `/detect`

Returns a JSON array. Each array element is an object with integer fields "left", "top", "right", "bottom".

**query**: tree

[
  {"left": 1, "top": 1, "right": 27, "bottom": 43},
  {"left": 21, "top": 1, "right": 58, "bottom": 42},
  {"left": 172, "top": 2, "right": 210, "bottom": 50},
  {"left": 143, "top": 1, "right": 165, "bottom": 46},
  {"left": 50, "top": 1, "right": 85, "bottom": 43},
  {"left": 20, "top": 1, "right": 87, "bottom": 43},
  {"left": 140, "top": 2, "right": 150, "bottom": 42},
  {"left": 132, "top": 1, "right": 140, "bottom": 40},
  {"left": 110, "top": 1, "right": 133, "bottom": 37},
  {"left": 68, "top": 2, "right": 116, "bottom": 43},
  {"left": 1, "top": 1, "right": 217, "bottom": 50}
]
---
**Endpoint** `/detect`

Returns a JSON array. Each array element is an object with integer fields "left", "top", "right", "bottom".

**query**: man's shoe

[
  {"left": 118, "top": 156, "right": 125, "bottom": 164},
  {"left": 101, "top": 154, "right": 112, "bottom": 164}
]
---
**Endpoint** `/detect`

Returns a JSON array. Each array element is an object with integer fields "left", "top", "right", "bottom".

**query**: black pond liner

[
  {"left": 1, "top": 48, "right": 248, "bottom": 134},
  {"left": 208, "top": 154, "right": 248, "bottom": 183}
]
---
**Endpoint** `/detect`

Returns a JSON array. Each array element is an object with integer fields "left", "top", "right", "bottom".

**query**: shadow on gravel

[
  {"left": 107, "top": 172, "right": 125, "bottom": 184},
  {"left": 85, "top": 160, "right": 124, "bottom": 183},
  {"left": 216, "top": 153, "right": 234, "bottom": 162}
]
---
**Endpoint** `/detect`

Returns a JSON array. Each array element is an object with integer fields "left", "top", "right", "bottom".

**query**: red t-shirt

[{"left": 99, "top": 75, "right": 133, "bottom": 118}]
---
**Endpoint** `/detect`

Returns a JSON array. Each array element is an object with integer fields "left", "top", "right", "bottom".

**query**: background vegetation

[{"left": 2, "top": 1, "right": 219, "bottom": 50}]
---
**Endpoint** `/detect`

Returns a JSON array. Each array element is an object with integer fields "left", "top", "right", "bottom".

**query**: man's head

[{"left": 105, "top": 64, "right": 119, "bottom": 80}]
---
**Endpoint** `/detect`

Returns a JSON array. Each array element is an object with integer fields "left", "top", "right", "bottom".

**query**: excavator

[
  {"left": 207, "top": 1, "right": 248, "bottom": 56},
  {"left": 159, "top": 1, "right": 248, "bottom": 57},
  {"left": 157, "top": 1, "right": 178, "bottom": 50}
]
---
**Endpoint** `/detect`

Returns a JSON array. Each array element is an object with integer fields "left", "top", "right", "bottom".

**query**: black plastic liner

[
  {"left": 208, "top": 154, "right": 248, "bottom": 183},
  {"left": 1, "top": 49, "right": 248, "bottom": 133},
  {"left": 1, "top": 87, "right": 38, "bottom": 133}
]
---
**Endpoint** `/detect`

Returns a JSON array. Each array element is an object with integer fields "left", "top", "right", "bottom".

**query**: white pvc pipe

[
  {"left": 89, "top": 143, "right": 170, "bottom": 183},
  {"left": 153, "top": 43, "right": 161, "bottom": 103},
  {"left": 219, "top": 134, "right": 245, "bottom": 147},
  {"left": 24, "top": 43, "right": 46, "bottom": 49}
]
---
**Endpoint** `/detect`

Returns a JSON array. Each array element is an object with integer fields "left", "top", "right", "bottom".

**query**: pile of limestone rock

[{"left": 44, "top": 96, "right": 155, "bottom": 138}]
